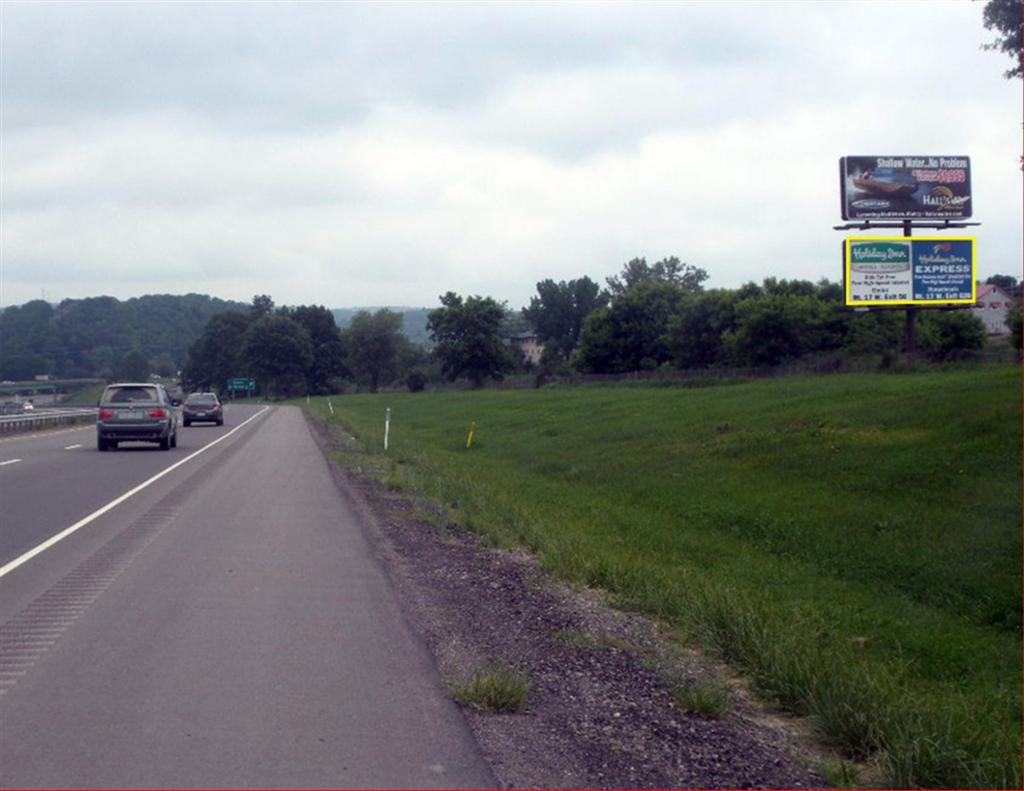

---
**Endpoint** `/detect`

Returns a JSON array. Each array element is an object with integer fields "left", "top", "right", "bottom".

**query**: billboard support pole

[{"left": 902, "top": 220, "right": 917, "bottom": 364}]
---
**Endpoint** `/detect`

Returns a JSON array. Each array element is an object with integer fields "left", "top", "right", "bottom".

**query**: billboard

[
  {"left": 844, "top": 237, "right": 975, "bottom": 306},
  {"left": 840, "top": 156, "right": 972, "bottom": 220}
]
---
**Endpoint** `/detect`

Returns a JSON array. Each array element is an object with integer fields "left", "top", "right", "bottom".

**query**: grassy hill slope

[{"left": 308, "top": 366, "right": 1022, "bottom": 788}]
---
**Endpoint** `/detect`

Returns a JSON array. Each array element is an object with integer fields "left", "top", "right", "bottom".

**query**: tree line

[
  {"left": 525, "top": 258, "right": 1021, "bottom": 376},
  {"left": 179, "top": 259, "right": 1020, "bottom": 398},
  {"left": 180, "top": 292, "right": 521, "bottom": 396},
  {"left": 2, "top": 260, "right": 1017, "bottom": 395},
  {"left": 0, "top": 293, "right": 247, "bottom": 381}
]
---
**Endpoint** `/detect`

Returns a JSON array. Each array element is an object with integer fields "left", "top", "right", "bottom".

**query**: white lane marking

[
  {"left": 0, "top": 425, "right": 93, "bottom": 445},
  {"left": 0, "top": 459, "right": 22, "bottom": 467},
  {"left": 64, "top": 444, "right": 82, "bottom": 450},
  {"left": 0, "top": 407, "right": 271, "bottom": 578}
]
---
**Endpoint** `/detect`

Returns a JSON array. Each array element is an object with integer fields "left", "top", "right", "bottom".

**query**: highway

[{"left": 0, "top": 405, "right": 495, "bottom": 788}]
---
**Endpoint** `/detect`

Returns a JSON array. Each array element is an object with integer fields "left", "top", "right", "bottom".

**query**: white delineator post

[{"left": 384, "top": 407, "right": 391, "bottom": 451}]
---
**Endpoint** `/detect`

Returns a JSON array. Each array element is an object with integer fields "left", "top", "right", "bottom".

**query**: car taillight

[
  {"left": 148, "top": 408, "right": 167, "bottom": 418},
  {"left": 99, "top": 409, "right": 114, "bottom": 419}
]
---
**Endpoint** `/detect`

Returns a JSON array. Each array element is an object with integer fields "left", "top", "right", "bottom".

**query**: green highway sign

[{"left": 227, "top": 378, "right": 256, "bottom": 391}]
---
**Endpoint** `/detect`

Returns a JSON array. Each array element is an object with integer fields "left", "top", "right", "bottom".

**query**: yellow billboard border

[{"left": 844, "top": 236, "right": 976, "bottom": 306}]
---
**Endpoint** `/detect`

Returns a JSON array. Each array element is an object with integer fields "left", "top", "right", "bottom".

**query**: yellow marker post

[{"left": 466, "top": 421, "right": 476, "bottom": 449}]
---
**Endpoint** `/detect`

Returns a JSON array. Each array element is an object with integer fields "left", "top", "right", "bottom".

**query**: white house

[
  {"left": 972, "top": 284, "right": 1014, "bottom": 336},
  {"left": 508, "top": 334, "right": 545, "bottom": 365}
]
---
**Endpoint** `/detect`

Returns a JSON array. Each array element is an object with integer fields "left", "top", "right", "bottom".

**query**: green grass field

[
  {"left": 307, "top": 366, "right": 1022, "bottom": 788},
  {"left": 62, "top": 381, "right": 107, "bottom": 404}
]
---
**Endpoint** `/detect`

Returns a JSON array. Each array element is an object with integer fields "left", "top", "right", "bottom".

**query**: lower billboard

[{"left": 844, "top": 237, "right": 975, "bottom": 306}]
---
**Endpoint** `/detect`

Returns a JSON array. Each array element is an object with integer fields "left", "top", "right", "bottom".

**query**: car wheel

[
  {"left": 183, "top": 419, "right": 191, "bottom": 427},
  {"left": 160, "top": 436, "right": 170, "bottom": 451},
  {"left": 216, "top": 419, "right": 223, "bottom": 426},
  {"left": 97, "top": 437, "right": 108, "bottom": 452},
  {"left": 170, "top": 431, "right": 177, "bottom": 448},
  {"left": 110, "top": 441, "right": 118, "bottom": 450}
]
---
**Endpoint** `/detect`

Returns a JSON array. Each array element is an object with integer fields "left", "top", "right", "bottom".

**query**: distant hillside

[
  {"left": 0, "top": 294, "right": 248, "bottom": 380},
  {"left": 332, "top": 307, "right": 432, "bottom": 345}
]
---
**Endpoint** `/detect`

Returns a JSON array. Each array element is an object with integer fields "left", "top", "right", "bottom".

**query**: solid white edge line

[
  {"left": 0, "top": 459, "right": 22, "bottom": 467},
  {"left": 0, "top": 406, "right": 271, "bottom": 578}
]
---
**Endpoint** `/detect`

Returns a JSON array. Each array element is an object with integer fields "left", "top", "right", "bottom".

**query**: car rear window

[
  {"left": 188, "top": 394, "right": 218, "bottom": 403},
  {"left": 103, "top": 386, "right": 159, "bottom": 403}
]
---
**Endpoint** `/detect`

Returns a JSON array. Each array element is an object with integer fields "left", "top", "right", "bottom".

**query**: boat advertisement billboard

[
  {"left": 839, "top": 156, "right": 972, "bottom": 220},
  {"left": 844, "top": 237, "right": 975, "bottom": 306}
]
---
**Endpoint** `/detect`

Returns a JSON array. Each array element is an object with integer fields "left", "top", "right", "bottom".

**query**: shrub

[
  {"left": 450, "top": 661, "right": 530, "bottom": 713},
  {"left": 671, "top": 675, "right": 734, "bottom": 718},
  {"left": 917, "top": 310, "right": 986, "bottom": 361},
  {"left": 406, "top": 370, "right": 427, "bottom": 392}
]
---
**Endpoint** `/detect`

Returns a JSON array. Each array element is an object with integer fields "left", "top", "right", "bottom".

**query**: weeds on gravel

[
  {"left": 671, "top": 676, "right": 734, "bottom": 719},
  {"left": 450, "top": 662, "right": 530, "bottom": 713},
  {"left": 551, "top": 628, "right": 631, "bottom": 652}
]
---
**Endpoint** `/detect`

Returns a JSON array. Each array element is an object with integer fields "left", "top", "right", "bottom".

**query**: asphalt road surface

[{"left": 0, "top": 405, "right": 495, "bottom": 789}]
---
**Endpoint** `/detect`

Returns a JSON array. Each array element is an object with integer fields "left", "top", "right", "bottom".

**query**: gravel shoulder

[{"left": 306, "top": 412, "right": 830, "bottom": 789}]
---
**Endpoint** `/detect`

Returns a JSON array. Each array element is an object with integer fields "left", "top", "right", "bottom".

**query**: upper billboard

[{"left": 839, "top": 156, "right": 972, "bottom": 220}]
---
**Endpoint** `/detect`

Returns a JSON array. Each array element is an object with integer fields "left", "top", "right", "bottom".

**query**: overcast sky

[{"left": 1, "top": 0, "right": 1020, "bottom": 311}]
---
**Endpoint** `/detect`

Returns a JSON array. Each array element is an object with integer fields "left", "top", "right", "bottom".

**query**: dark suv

[
  {"left": 97, "top": 383, "right": 179, "bottom": 451},
  {"left": 182, "top": 392, "right": 223, "bottom": 426}
]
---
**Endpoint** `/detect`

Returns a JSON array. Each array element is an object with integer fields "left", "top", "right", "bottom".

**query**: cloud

[{"left": 1, "top": 1, "right": 1020, "bottom": 311}]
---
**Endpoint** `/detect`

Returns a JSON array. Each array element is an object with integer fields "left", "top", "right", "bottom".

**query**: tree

[
  {"left": 0, "top": 354, "right": 51, "bottom": 381},
  {"left": 761, "top": 277, "right": 820, "bottom": 298},
  {"left": 1009, "top": 303, "right": 1023, "bottom": 352},
  {"left": 342, "top": 309, "right": 405, "bottom": 392},
  {"left": 0, "top": 294, "right": 246, "bottom": 379},
  {"left": 917, "top": 311, "right": 987, "bottom": 361},
  {"left": 981, "top": 0, "right": 1023, "bottom": 79},
  {"left": 405, "top": 370, "right": 427, "bottom": 392},
  {"left": 427, "top": 292, "right": 513, "bottom": 386},
  {"left": 251, "top": 294, "right": 275, "bottom": 318},
  {"left": 723, "top": 293, "right": 838, "bottom": 367},
  {"left": 115, "top": 350, "right": 150, "bottom": 381},
  {"left": 182, "top": 311, "right": 251, "bottom": 392},
  {"left": 152, "top": 353, "right": 177, "bottom": 378},
  {"left": 242, "top": 315, "right": 313, "bottom": 398},
  {"left": 574, "top": 282, "right": 685, "bottom": 373},
  {"left": 665, "top": 290, "right": 740, "bottom": 369},
  {"left": 606, "top": 256, "right": 708, "bottom": 299},
  {"left": 0, "top": 300, "right": 61, "bottom": 376},
  {"left": 841, "top": 310, "right": 903, "bottom": 357},
  {"left": 282, "top": 305, "right": 348, "bottom": 393},
  {"left": 522, "top": 277, "right": 609, "bottom": 363}
]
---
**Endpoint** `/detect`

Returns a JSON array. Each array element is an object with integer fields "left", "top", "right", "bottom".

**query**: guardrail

[{"left": 0, "top": 409, "right": 97, "bottom": 435}]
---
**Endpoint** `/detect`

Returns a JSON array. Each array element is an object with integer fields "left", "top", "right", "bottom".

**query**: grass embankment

[
  {"left": 62, "top": 381, "right": 106, "bottom": 405},
  {"left": 307, "top": 366, "right": 1022, "bottom": 788}
]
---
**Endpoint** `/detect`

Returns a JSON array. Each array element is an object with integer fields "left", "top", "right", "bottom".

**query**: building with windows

[
  {"left": 507, "top": 333, "right": 545, "bottom": 365},
  {"left": 973, "top": 283, "right": 1014, "bottom": 335}
]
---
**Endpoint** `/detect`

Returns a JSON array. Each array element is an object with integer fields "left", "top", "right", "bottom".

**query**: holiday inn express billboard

[
  {"left": 844, "top": 237, "right": 975, "bottom": 306},
  {"left": 840, "top": 156, "right": 972, "bottom": 220}
]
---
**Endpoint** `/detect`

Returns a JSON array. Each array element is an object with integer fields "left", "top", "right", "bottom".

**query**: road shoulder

[{"left": 305, "top": 410, "right": 831, "bottom": 789}]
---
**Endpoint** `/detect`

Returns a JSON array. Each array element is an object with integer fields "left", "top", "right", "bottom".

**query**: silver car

[{"left": 96, "top": 382, "right": 179, "bottom": 451}]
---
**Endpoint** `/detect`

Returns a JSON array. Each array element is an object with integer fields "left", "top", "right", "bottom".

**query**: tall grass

[
  {"left": 307, "top": 366, "right": 1022, "bottom": 788},
  {"left": 449, "top": 662, "right": 531, "bottom": 713}
]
